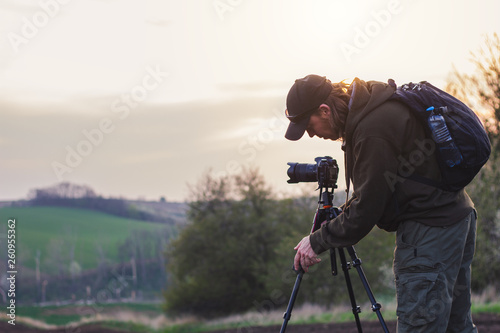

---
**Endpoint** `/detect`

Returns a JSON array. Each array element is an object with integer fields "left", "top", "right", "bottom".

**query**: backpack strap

[{"left": 342, "top": 140, "right": 353, "bottom": 210}]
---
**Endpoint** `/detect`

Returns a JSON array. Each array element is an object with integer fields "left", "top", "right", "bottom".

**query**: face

[{"left": 306, "top": 105, "right": 340, "bottom": 140}]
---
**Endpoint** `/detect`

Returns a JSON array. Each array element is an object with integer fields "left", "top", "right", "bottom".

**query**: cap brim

[{"left": 285, "top": 115, "right": 310, "bottom": 141}]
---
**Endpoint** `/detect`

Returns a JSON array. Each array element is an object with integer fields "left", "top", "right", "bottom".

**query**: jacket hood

[{"left": 344, "top": 78, "right": 396, "bottom": 144}]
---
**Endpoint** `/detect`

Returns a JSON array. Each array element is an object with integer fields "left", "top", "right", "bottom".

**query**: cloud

[
  {"left": 0, "top": 83, "right": 347, "bottom": 202},
  {"left": 0, "top": 1, "right": 41, "bottom": 14},
  {"left": 0, "top": 92, "right": 293, "bottom": 201},
  {"left": 144, "top": 18, "right": 171, "bottom": 27}
]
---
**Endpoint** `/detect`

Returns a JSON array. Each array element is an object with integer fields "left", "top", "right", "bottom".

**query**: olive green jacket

[{"left": 309, "top": 78, "right": 474, "bottom": 254}]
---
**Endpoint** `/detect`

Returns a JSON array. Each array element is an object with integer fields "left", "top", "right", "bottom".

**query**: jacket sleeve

[{"left": 309, "top": 136, "right": 401, "bottom": 254}]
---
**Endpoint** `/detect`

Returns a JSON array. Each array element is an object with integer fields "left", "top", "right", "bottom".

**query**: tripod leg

[
  {"left": 329, "top": 248, "right": 338, "bottom": 276},
  {"left": 337, "top": 248, "right": 363, "bottom": 333},
  {"left": 346, "top": 246, "right": 390, "bottom": 333},
  {"left": 280, "top": 270, "right": 304, "bottom": 333}
]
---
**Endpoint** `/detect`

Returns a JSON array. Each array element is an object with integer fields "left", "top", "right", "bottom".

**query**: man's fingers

[
  {"left": 294, "top": 252, "right": 301, "bottom": 271},
  {"left": 295, "top": 253, "right": 310, "bottom": 272},
  {"left": 294, "top": 237, "right": 304, "bottom": 250},
  {"left": 301, "top": 256, "right": 321, "bottom": 272},
  {"left": 300, "top": 256, "right": 308, "bottom": 273}
]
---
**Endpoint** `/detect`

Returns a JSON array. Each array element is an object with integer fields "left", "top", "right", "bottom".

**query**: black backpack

[{"left": 388, "top": 79, "right": 491, "bottom": 191}]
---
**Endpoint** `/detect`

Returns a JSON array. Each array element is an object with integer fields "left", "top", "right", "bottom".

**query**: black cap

[{"left": 285, "top": 75, "right": 332, "bottom": 140}]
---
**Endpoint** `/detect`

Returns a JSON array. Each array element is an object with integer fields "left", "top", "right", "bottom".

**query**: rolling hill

[{"left": 0, "top": 205, "right": 177, "bottom": 271}]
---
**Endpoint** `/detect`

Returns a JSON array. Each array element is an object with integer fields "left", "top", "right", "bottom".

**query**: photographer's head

[{"left": 285, "top": 74, "right": 350, "bottom": 141}]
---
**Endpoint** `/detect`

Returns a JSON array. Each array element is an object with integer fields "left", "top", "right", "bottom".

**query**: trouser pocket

[{"left": 396, "top": 272, "right": 440, "bottom": 327}]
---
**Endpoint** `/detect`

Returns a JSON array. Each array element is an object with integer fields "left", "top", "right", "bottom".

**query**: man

[{"left": 285, "top": 74, "right": 477, "bottom": 332}]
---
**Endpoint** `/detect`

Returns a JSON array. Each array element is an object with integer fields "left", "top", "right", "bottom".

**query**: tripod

[{"left": 280, "top": 183, "right": 390, "bottom": 333}]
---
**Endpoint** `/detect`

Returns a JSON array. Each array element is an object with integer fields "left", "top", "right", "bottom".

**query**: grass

[
  {"left": 16, "top": 305, "right": 82, "bottom": 326},
  {"left": 157, "top": 300, "right": 500, "bottom": 333},
  {"left": 0, "top": 206, "right": 173, "bottom": 270},
  {"left": 6, "top": 299, "right": 500, "bottom": 333},
  {"left": 16, "top": 302, "right": 164, "bottom": 326},
  {"left": 472, "top": 302, "right": 500, "bottom": 314}
]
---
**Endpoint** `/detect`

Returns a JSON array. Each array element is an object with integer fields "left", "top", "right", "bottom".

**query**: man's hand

[{"left": 294, "top": 236, "right": 321, "bottom": 273}]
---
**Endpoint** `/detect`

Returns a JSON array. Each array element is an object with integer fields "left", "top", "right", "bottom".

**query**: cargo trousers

[{"left": 393, "top": 209, "right": 477, "bottom": 332}]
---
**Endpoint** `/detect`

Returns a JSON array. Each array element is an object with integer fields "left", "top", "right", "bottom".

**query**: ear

[{"left": 318, "top": 104, "right": 331, "bottom": 116}]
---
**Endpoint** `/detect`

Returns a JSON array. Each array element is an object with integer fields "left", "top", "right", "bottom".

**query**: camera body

[{"left": 287, "top": 156, "right": 339, "bottom": 188}]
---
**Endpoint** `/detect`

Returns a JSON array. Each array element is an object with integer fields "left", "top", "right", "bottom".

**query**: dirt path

[
  {"left": 0, "top": 322, "right": 132, "bottom": 333},
  {"left": 2, "top": 313, "right": 499, "bottom": 332}
]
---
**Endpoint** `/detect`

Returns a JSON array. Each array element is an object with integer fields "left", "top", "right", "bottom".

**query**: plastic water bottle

[{"left": 427, "top": 107, "right": 463, "bottom": 167}]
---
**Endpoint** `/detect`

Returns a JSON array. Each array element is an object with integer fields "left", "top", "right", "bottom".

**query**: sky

[{"left": 1, "top": 0, "right": 500, "bottom": 202}]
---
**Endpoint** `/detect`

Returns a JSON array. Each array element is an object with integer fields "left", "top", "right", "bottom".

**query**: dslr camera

[{"left": 287, "top": 156, "right": 339, "bottom": 188}]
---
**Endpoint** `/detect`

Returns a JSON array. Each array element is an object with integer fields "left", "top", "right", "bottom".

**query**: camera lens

[{"left": 287, "top": 162, "right": 318, "bottom": 183}]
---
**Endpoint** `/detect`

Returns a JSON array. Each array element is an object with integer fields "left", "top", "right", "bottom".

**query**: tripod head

[{"left": 311, "top": 182, "right": 341, "bottom": 233}]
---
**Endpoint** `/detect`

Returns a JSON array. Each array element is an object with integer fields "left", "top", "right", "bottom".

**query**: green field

[{"left": 0, "top": 206, "right": 175, "bottom": 271}]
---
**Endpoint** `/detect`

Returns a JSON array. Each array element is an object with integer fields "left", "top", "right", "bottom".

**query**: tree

[
  {"left": 446, "top": 33, "right": 500, "bottom": 290},
  {"left": 164, "top": 168, "right": 279, "bottom": 317},
  {"left": 118, "top": 228, "right": 174, "bottom": 290},
  {"left": 447, "top": 33, "right": 500, "bottom": 151},
  {"left": 28, "top": 182, "right": 97, "bottom": 200}
]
